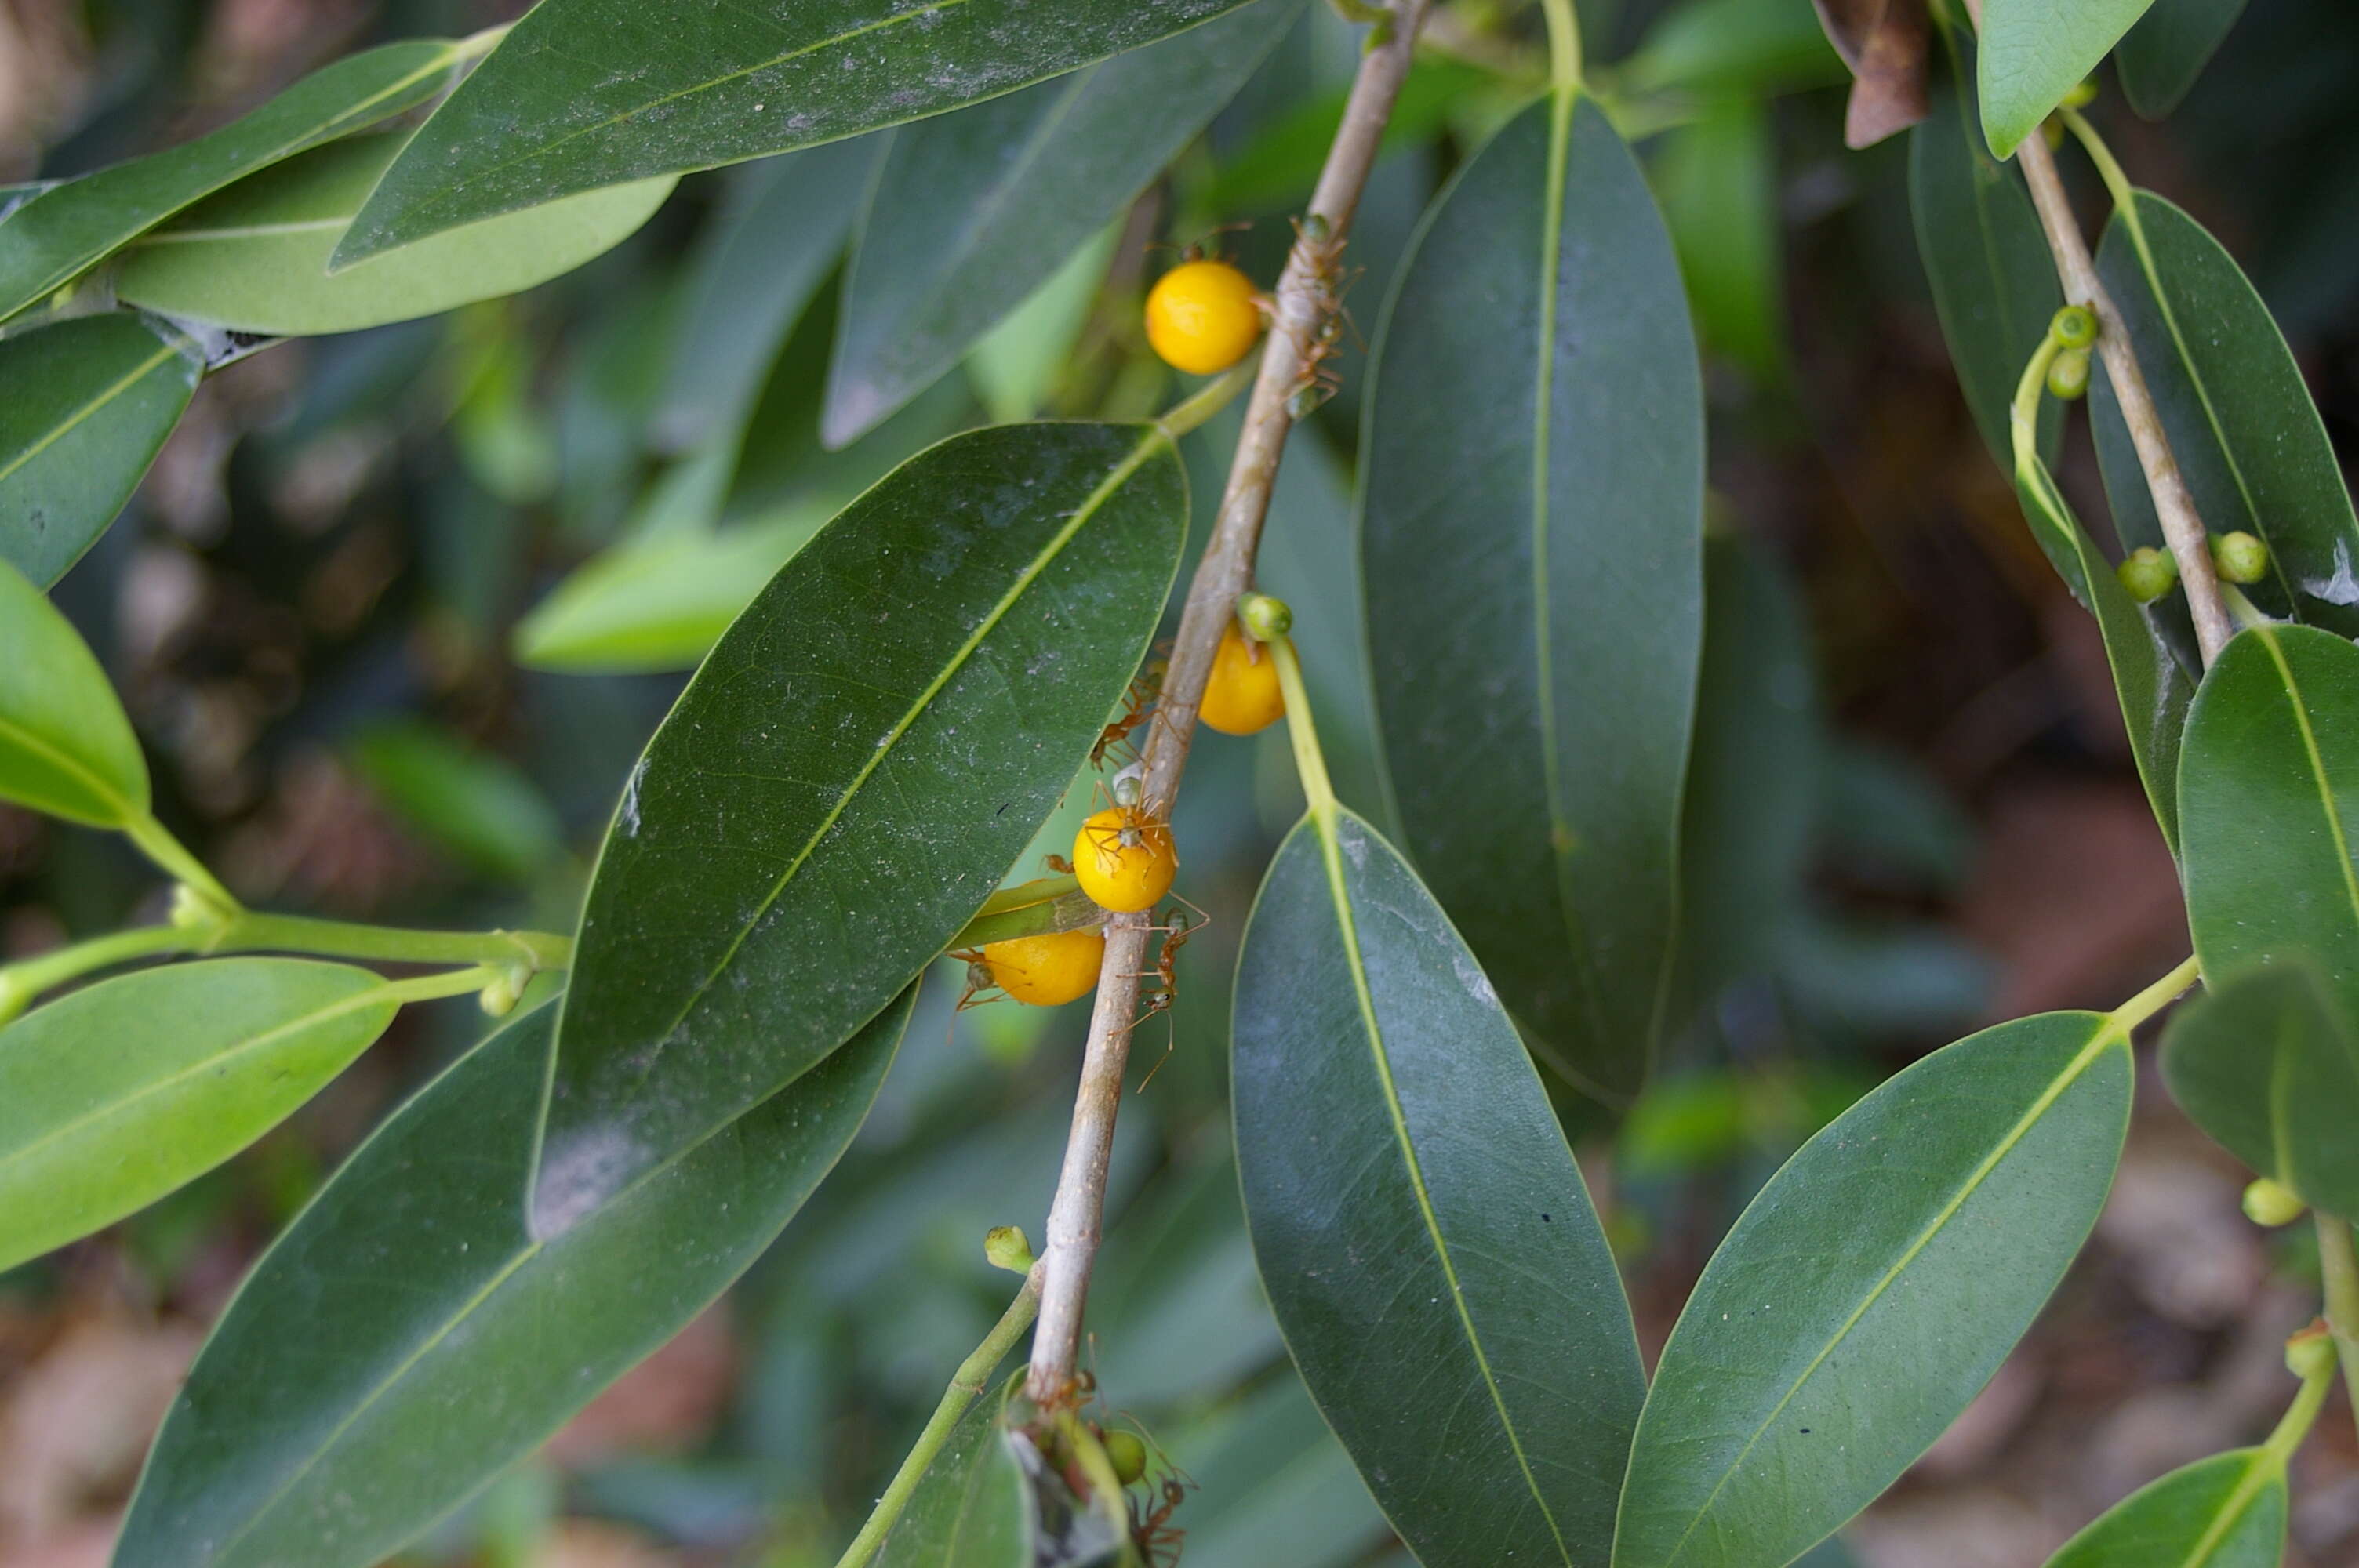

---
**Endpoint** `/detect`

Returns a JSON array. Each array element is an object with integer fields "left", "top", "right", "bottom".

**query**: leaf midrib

[
  {"left": 0, "top": 706, "right": 142, "bottom": 822},
  {"left": 580, "top": 426, "right": 1169, "bottom": 1112},
  {"left": 1644, "top": 1015, "right": 2125, "bottom": 1566},
  {"left": 0, "top": 339, "right": 184, "bottom": 488},
  {"left": 2177, "top": 1450, "right": 2278, "bottom": 1567},
  {"left": 1307, "top": 807, "right": 1576, "bottom": 1566},
  {"left": 2252, "top": 626, "right": 2359, "bottom": 934}
]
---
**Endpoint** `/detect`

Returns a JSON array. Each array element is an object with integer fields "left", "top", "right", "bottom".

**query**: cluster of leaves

[{"left": 4, "top": 0, "right": 2358, "bottom": 1566}]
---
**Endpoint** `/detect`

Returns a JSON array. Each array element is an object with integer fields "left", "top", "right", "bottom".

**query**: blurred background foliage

[{"left": 3, "top": 0, "right": 2358, "bottom": 1563}]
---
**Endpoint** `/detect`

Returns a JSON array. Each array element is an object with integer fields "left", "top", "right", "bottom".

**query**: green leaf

[
  {"left": 2014, "top": 450, "right": 2195, "bottom": 851},
  {"left": 1910, "top": 35, "right": 2061, "bottom": 466},
  {"left": 0, "top": 314, "right": 201, "bottom": 586},
  {"left": 1234, "top": 807, "right": 1645, "bottom": 1567},
  {"left": 2116, "top": 0, "right": 2250, "bottom": 119},
  {"left": 2045, "top": 1447, "right": 2285, "bottom": 1568},
  {"left": 115, "top": 986, "right": 913, "bottom": 1568},
  {"left": 1167, "top": 1376, "right": 1390, "bottom": 1568},
  {"left": 824, "top": 0, "right": 1296, "bottom": 445},
  {"left": 1361, "top": 92, "right": 1703, "bottom": 1104},
  {"left": 2179, "top": 625, "right": 2359, "bottom": 1029},
  {"left": 2092, "top": 192, "right": 2359, "bottom": 641},
  {"left": 333, "top": 0, "right": 1274, "bottom": 266},
  {"left": 2162, "top": 961, "right": 2359, "bottom": 1218},
  {"left": 112, "top": 132, "right": 674, "bottom": 337},
  {"left": 652, "top": 141, "right": 874, "bottom": 453},
  {"left": 511, "top": 503, "right": 831, "bottom": 674},
  {"left": 1653, "top": 93, "right": 1783, "bottom": 379},
  {"left": 1623, "top": 0, "right": 1846, "bottom": 98},
  {"left": 875, "top": 1391, "right": 1030, "bottom": 1568},
  {"left": 1612, "top": 1011, "right": 2133, "bottom": 1568},
  {"left": 0, "top": 38, "right": 469, "bottom": 324},
  {"left": 1205, "top": 53, "right": 1494, "bottom": 216},
  {"left": 539, "top": 422, "right": 1185, "bottom": 1225},
  {"left": 1977, "top": 0, "right": 2157, "bottom": 158},
  {"left": 0, "top": 554, "right": 148, "bottom": 825},
  {"left": 344, "top": 718, "right": 565, "bottom": 881},
  {"left": 0, "top": 958, "right": 398, "bottom": 1273},
  {"left": 966, "top": 226, "right": 1117, "bottom": 425}
]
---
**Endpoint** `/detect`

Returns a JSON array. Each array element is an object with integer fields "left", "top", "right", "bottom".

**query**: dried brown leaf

[{"left": 1811, "top": 0, "right": 1932, "bottom": 147}]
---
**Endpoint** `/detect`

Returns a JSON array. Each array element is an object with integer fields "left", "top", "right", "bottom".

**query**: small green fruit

[
  {"left": 2046, "top": 347, "right": 2091, "bottom": 401},
  {"left": 2116, "top": 546, "right": 2178, "bottom": 604},
  {"left": 1238, "top": 591, "right": 1293, "bottom": 642},
  {"left": 2051, "top": 305, "right": 2099, "bottom": 350},
  {"left": 1102, "top": 1428, "right": 1149, "bottom": 1486},
  {"left": 2243, "top": 1176, "right": 2306, "bottom": 1228},
  {"left": 2212, "top": 530, "right": 2270, "bottom": 585}
]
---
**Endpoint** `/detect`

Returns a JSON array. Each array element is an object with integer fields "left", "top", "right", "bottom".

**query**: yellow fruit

[
  {"left": 978, "top": 927, "right": 1106, "bottom": 1007},
  {"left": 1073, "top": 806, "right": 1177, "bottom": 913},
  {"left": 1199, "top": 622, "right": 1284, "bottom": 736},
  {"left": 1145, "top": 260, "right": 1262, "bottom": 375}
]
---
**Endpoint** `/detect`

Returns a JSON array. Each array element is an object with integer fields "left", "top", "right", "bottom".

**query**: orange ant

[
  {"left": 1132, "top": 1471, "right": 1194, "bottom": 1567},
  {"left": 1091, "top": 659, "right": 1165, "bottom": 770},
  {"left": 1283, "top": 210, "right": 1362, "bottom": 419},
  {"left": 1126, "top": 893, "right": 1206, "bottom": 1091}
]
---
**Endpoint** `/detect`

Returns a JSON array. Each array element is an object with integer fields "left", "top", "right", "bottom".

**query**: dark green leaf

[
  {"left": 1623, "top": 0, "right": 1846, "bottom": 96},
  {"left": 113, "top": 133, "right": 673, "bottom": 336},
  {"left": 2179, "top": 625, "right": 2359, "bottom": 1027},
  {"left": 2117, "top": 0, "right": 2250, "bottom": 118},
  {"left": 0, "top": 38, "right": 469, "bottom": 324},
  {"left": 1977, "top": 0, "right": 2157, "bottom": 158},
  {"left": 333, "top": 0, "right": 1273, "bottom": 266},
  {"left": 965, "top": 227, "right": 1116, "bottom": 423},
  {"left": 653, "top": 140, "right": 875, "bottom": 453},
  {"left": 345, "top": 719, "right": 565, "bottom": 881},
  {"left": 2093, "top": 192, "right": 2359, "bottom": 640},
  {"left": 0, "top": 958, "right": 397, "bottom": 1272},
  {"left": 1167, "top": 1376, "right": 1390, "bottom": 1568},
  {"left": 2015, "top": 451, "right": 2194, "bottom": 851},
  {"left": 0, "top": 554, "right": 148, "bottom": 825},
  {"left": 1654, "top": 93, "right": 1783, "bottom": 379},
  {"left": 540, "top": 422, "right": 1184, "bottom": 1225},
  {"left": 1234, "top": 808, "right": 1645, "bottom": 1567},
  {"left": 115, "top": 987, "right": 913, "bottom": 1568},
  {"left": 2045, "top": 1446, "right": 2284, "bottom": 1568},
  {"left": 825, "top": 0, "right": 1296, "bottom": 445},
  {"left": 875, "top": 1388, "right": 1030, "bottom": 1568},
  {"left": 1361, "top": 93, "right": 1703, "bottom": 1105},
  {"left": 0, "top": 314, "right": 200, "bottom": 587},
  {"left": 1613, "top": 1011, "right": 2133, "bottom": 1568},
  {"left": 2162, "top": 961, "right": 2359, "bottom": 1217},
  {"left": 1910, "top": 35, "right": 2061, "bottom": 466},
  {"left": 1204, "top": 54, "right": 1492, "bottom": 216}
]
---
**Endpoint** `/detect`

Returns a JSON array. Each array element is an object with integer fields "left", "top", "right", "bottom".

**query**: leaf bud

[
  {"left": 2286, "top": 1321, "right": 2336, "bottom": 1381},
  {"left": 985, "top": 1225, "right": 1035, "bottom": 1274},
  {"left": 2243, "top": 1175, "right": 2306, "bottom": 1227},
  {"left": 1237, "top": 591, "right": 1293, "bottom": 642}
]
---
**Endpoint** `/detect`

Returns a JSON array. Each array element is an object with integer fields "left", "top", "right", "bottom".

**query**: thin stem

[
  {"left": 0, "top": 924, "right": 191, "bottom": 1023},
  {"left": 832, "top": 1266, "right": 1043, "bottom": 1568},
  {"left": 2010, "top": 332, "right": 2063, "bottom": 466},
  {"left": 2266, "top": 1334, "right": 2338, "bottom": 1462},
  {"left": 2315, "top": 1217, "right": 2359, "bottom": 1424},
  {"left": 1026, "top": 0, "right": 1433, "bottom": 1406},
  {"left": 210, "top": 910, "right": 572, "bottom": 971},
  {"left": 2011, "top": 114, "right": 2233, "bottom": 662},
  {"left": 376, "top": 964, "right": 506, "bottom": 1005},
  {"left": 1537, "top": 0, "right": 1582, "bottom": 94},
  {"left": 1270, "top": 637, "right": 1336, "bottom": 825},
  {"left": 122, "top": 813, "right": 237, "bottom": 910},
  {"left": 2106, "top": 953, "right": 2201, "bottom": 1034},
  {"left": 1154, "top": 360, "right": 1256, "bottom": 441}
]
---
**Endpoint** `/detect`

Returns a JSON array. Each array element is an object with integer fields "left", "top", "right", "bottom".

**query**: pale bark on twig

[{"left": 1025, "top": 0, "right": 1434, "bottom": 1405}]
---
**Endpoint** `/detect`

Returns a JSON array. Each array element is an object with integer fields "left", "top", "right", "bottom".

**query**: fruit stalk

[{"left": 1025, "top": 0, "right": 1434, "bottom": 1404}]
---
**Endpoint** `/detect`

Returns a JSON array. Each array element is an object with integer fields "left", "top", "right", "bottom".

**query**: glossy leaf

[
  {"left": 115, "top": 987, "right": 913, "bottom": 1568},
  {"left": 966, "top": 227, "right": 1117, "bottom": 425},
  {"left": 539, "top": 422, "right": 1185, "bottom": 1225},
  {"left": 0, "top": 38, "right": 467, "bottom": 324},
  {"left": 1977, "top": 0, "right": 2157, "bottom": 158},
  {"left": 113, "top": 133, "right": 674, "bottom": 337},
  {"left": 2117, "top": 0, "right": 2250, "bottom": 119},
  {"left": 0, "top": 555, "right": 148, "bottom": 825},
  {"left": 334, "top": 0, "right": 1272, "bottom": 266},
  {"left": 1234, "top": 807, "right": 1645, "bottom": 1567},
  {"left": 2093, "top": 192, "right": 2359, "bottom": 641},
  {"left": 345, "top": 719, "right": 565, "bottom": 881},
  {"left": 2045, "top": 1447, "right": 2284, "bottom": 1568},
  {"left": 2015, "top": 450, "right": 2194, "bottom": 851},
  {"left": 1613, "top": 1011, "right": 2133, "bottom": 1567},
  {"left": 875, "top": 1390, "right": 1030, "bottom": 1568},
  {"left": 2179, "top": 625, "right": 2359, "bottom": 1028},
  {"left": 0, "top": 959, "right": 396, "bottom": 1272},
  {"left": 825, "top": 0, "right": 1296, "bottom": 445},
  {"left": 1910, "top": 38, "right": 2060, "bottom": 466},
  {"left": 654, "top": 140, "right": 874, "bottom": 452},
  {"left": 2161, "top": 961, "right": 2359, "bottom": 1217},
  {"left": 0, "top": 314, "right": 200, "bottom": 586},
  {"left": 1361, "top": 93, "right": 1703, "bottom": 1104}
]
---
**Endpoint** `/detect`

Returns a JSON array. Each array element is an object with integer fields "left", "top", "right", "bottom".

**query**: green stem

[
  {"left": 0, "top": 924, "right": 192, "bottom": 1023},
  {"left": 1537, "top": 0, "right": 1582, "bottom": 95},
  {"left": 1268, "top": 635, "right": 1336, "bottom": 826},
  {"left": 2056, "top": 107, "right": 2136, "bottom": 220},
  {"left": 2315, "top": 1216, "right": 2359, "bottom": 1427},
  {"left": 2220, "top": 583, "right": 2274, "bottom": 631},
  {"left": 2009, "top": 331, "right": 2064, "bottom": 477},
  {"left": 831, "top": 1269, "right": 1043, "bottom": 1568},
  {"left": 2263, "top": 1340, "right": 2336, "bottom": 1462},
  {"left": 1154, "top": 359, "right": 1257, "bottom": 441},
  {"left": 123, "top": 813, "right": 237, "bottom": 910},
  {"left": 2106, "top": 953, "right": 2201, "bottom": 1036},
  {"left": 210, "top": 910, "right": 571, "bottom": 971},
  {"left": 376, "top": 964, "right": 507, "bottom": 1005}
]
